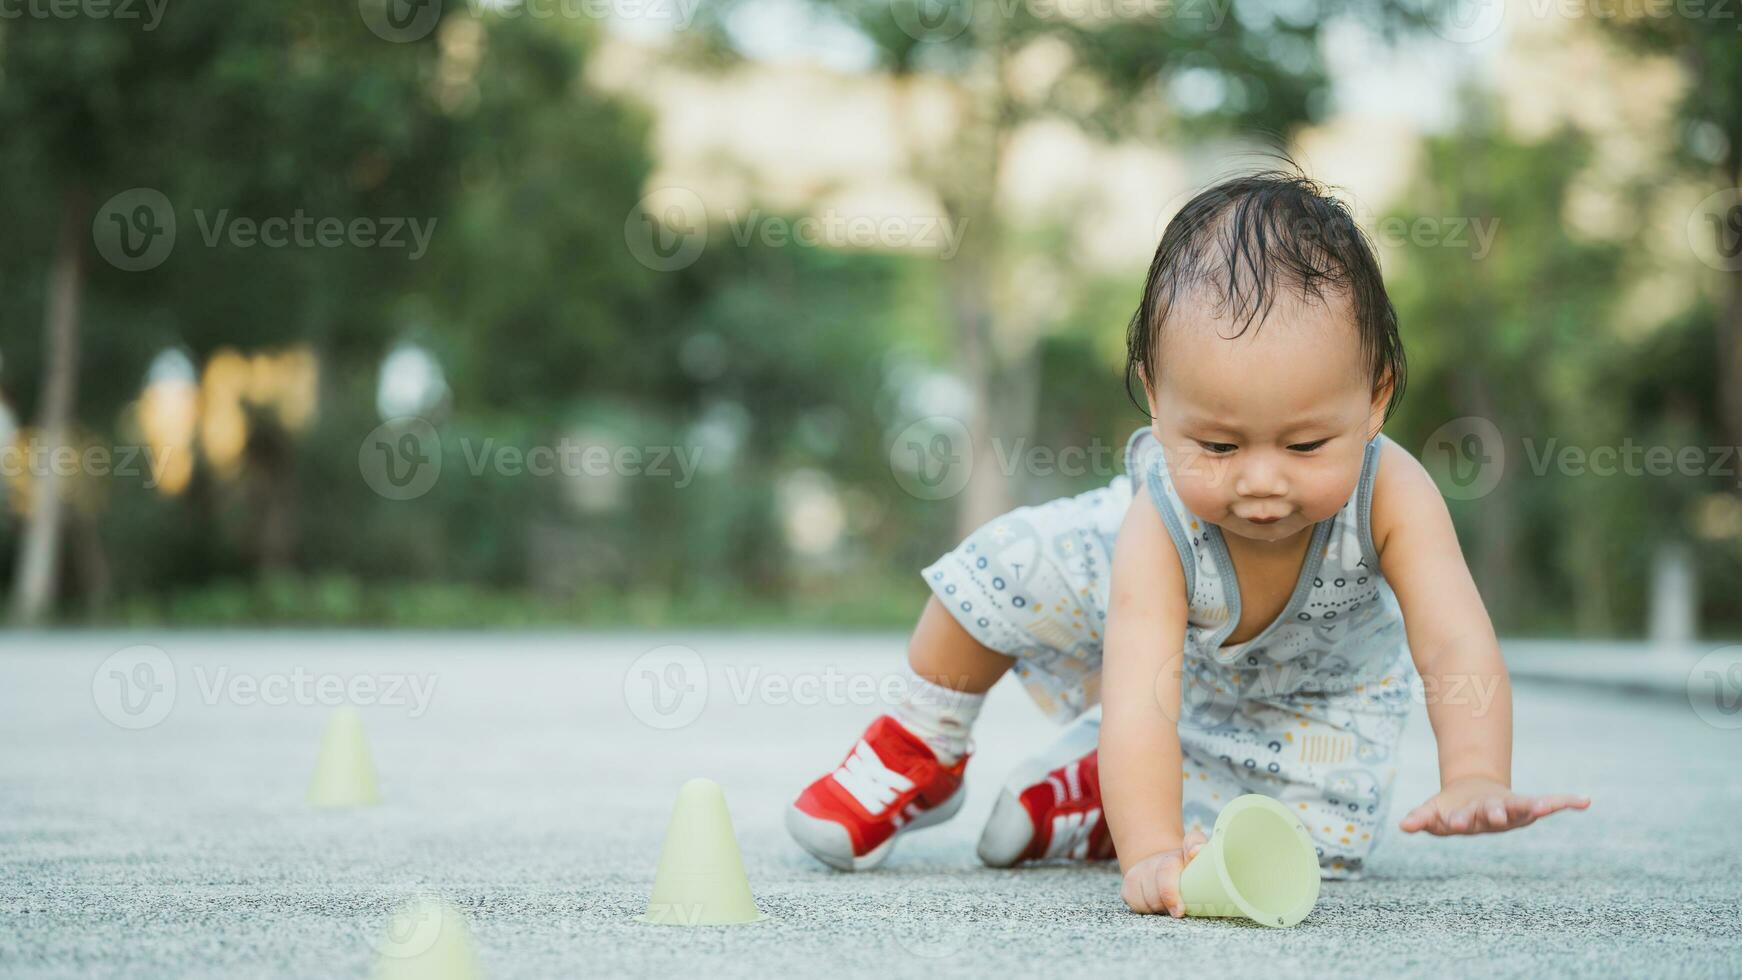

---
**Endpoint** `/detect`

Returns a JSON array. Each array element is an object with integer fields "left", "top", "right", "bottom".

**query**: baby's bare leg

[
  {"left": 907, "top": 594, "right": 1016, "bottom": 695},
  {"left": 885, "top": 595, "right": 1016, "bottom": 763}
]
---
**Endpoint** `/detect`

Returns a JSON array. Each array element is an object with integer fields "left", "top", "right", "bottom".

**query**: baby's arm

[
  {"left": 1372, "top": 440, "right": 1590, "bottom": 834},
  {"left": 1100, "top": 479, "right": 1206, "bottom": 915}
]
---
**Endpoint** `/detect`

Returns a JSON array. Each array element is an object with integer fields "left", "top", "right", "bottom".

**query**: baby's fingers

[
  {"left": 1398, "top": 802, "right": 1441, "bottom": 833},
  {"left": 1483, "top": 798, "right": 1509, "bottom": 830},
  {"left": 1156, "top": 871, "right": 1186, "bottom": 918},
  {"left": 1121, "top": 874, "right": 1155, "bottom": 914},
  {"left": 1502, "top": 795, "right": 1540, "bottom": 829},
  {"left": 1446, "top": 802, "right": 1480, "bottom": 833},
  {"left": 1135, "top": 871, "right": 1163, "bottom": 914},
  {"left": 1528, "top": 793, "right": 1591, "bottom": 818},
  {"left": 1182, "top": 831, "right": 1209, "bottom": 864}
]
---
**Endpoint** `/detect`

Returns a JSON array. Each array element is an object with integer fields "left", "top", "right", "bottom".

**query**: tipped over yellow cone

[
  {"left": 371, "top": 898, "right": 482, "bottom": 980},
  {"left": 1179, "top": 793, "right": 1321, "bottom": 928},
  {"left": 307, "top": 706, "right": 381, "bottom": 807},
  {"left": 637, "top": 777, "right": 767, "bottom": 925}
]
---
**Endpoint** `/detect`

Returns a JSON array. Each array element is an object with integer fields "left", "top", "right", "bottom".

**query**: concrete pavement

[{"left": 1, "top": 632, "right": 1738, "bottom": 978}]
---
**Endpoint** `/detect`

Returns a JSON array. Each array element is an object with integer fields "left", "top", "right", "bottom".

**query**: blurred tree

[
  {"left": 1551, "top": 18, "right": 1742, "bottom": 636},
  {"left": 0, "top": 2, "right": 457, "bottom": 619},
  {"left": 1386, "top": 121, "right": 1629, "bottom": 633},
  {"left": 1600, "top": 20, "right": 1742, "bottom": 456},
  {"left": 0, "top": 4, "right": 654, "bottom": 621},
  {"left": 1384, "top": 100, "right": 1741, "bottom": 638}
]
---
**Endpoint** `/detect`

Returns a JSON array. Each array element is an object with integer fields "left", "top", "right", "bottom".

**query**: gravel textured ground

[{"left": 2, "top": 631, "right": 1739, "bottom": 979}]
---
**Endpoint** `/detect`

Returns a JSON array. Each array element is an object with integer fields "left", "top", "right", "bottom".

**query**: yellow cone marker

[
  {"left": 637, "top": 777, "right": 767, "bottom": 925},
  {"left": 1179, "top": 793, "right": 1322, "bottom": 928},
  {"left": 306, "top": 706, "right": 381, "bottom": 807},
  {"left": 371, "top": 898, "right": 482, "bottom": 980}
]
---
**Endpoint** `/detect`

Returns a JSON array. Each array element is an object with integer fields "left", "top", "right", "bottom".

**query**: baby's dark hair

[{"left": 1124, "top": 169, "right": 1406, "bottom": 423}]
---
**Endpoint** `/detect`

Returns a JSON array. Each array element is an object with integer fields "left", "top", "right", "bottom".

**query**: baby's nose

[{"left": 1235, "top": 464, "right": 1287, "bottom": 498}]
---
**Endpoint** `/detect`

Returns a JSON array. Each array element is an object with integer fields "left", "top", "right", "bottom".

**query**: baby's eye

[
  {"left": 1289, "top": 439, "right": 1329, "bottom": 453},
  {"left": 1195, "top": 440, "right": 1237, "bottom": 455}
]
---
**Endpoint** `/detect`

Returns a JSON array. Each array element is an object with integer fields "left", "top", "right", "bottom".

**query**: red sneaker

[
  {"left": 787, "top": 714, "right": 969, "bottom": 871},
  {"left": 977, "top": 747, "right": 1115, "bottom": 866}
]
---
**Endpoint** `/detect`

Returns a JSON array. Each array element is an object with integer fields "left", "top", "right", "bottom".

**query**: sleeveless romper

[{"left": 920, "top": 424, "right": 1417, "bottom": 878}]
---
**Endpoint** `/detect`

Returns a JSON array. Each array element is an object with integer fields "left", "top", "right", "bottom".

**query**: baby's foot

[
  {"left": 978, "top": 746, "right": 1114, "bottom": 866},
  {"left": 787, "top": 714, "right": 969, "bottom": 871}
]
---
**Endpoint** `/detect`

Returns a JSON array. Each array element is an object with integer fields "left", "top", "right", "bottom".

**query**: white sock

[{"left": 893, "top": 665, "right": 985, "bottom": 765}]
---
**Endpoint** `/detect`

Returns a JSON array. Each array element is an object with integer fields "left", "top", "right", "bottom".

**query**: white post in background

[{"left": 1648, "top": 540, "right": 1698, "bottom": 655}]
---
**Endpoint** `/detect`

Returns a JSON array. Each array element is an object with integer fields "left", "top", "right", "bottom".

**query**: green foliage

[
  {"left": 1385, "top": 117, "right": 1740, "bottom": 634},
  {"left": 1, "top": 4, "right": 1737, "bottom": 638}
]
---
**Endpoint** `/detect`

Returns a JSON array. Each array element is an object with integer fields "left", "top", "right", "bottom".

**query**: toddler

[{"left": 787, "top": 171, "right": 1590, "bottom": 915}]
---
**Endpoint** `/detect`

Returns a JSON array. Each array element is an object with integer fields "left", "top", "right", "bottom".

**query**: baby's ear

[
  {"left": 1137, "top": 363, "right": 1162, "bottom": 416},
  {"left": 1367, "top": 369, "right": 1396, "bottom": 431}
]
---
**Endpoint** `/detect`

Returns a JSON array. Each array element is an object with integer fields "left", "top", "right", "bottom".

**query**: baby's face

[{"left": 1144, "top": 289, "right": 1386, "bottom": 547}]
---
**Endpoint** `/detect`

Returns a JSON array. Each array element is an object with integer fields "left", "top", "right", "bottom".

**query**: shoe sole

[
  {"left": 787, "top": 784, "right": 967, "bottom": 872},
  {"left": 977, "top": 708, "right": 1104, "bottom": 867},
  {"left": 976, "top": 753, "right": 1056, "bottom": 868}
]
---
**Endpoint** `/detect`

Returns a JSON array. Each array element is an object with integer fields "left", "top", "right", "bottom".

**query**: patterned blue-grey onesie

[{"left": 921, "top": 424, "right": 1417, "bottom": 878}]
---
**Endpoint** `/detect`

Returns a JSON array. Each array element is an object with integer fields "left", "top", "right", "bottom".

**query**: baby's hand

[
  {"left": 1399, "top": 777, "right": 1589, "bottom": 835},
  {"left": 1119, "top": 832, "right": 1208, "bottom": 916}
]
